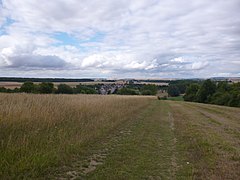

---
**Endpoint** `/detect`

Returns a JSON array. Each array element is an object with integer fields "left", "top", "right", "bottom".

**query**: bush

[
  {"left": 140, "top": 85, "right": 158, "bottom": 95},
  {"left": 0, "top": 87, "right": 7, "bottom": 93},
  {"left": 167, "top": 85, "right": 180, "bottom": 97},
  {"left": 38, "top": 82, "right": 54, "bottom": 94},
  {"left": 141, "top": 90, "right": 153, "bottom": 95},
  {"left": 196, "top": 79, "right": 216, "bottom": 103},
  {"left": 56, "top": 84, "right": 73, "bottom": 94},
  {"left": 117, "top": 88, "right": 138, "bottom": 95},
  {"left": 210, "top": 92, "right": 231, "bottom": 106},
  {"left": 20, "top": 81, "right": 36, "bottom": 93},
  {"left": 157, "top": 96, "right": 167, "bottom": 100},
  {"left": 183, "top": 83, "right": 200, "bottom": 102},
  {"left": 73, "top": 85, "right": 97, "bottom": 94}
]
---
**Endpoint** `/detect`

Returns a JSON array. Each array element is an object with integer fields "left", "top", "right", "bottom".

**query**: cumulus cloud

[
  {"left": 0, "top": 0, "right": 240, "bottom": 78},
  {"left": 80, "top": 52, "right": 158, "bottom": 72}
]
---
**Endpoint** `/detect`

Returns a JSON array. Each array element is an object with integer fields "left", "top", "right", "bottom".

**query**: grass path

[
  {"left": 2, "top": 94, "right": 238, "bottom": 179},
  {"left": 54, "top": 100, "right": 176, "bottom": 179},
  {"left": 87, "top": 101, "right": 175, "bottom": 179},
  {"left": 56, "top": 100, "right": 240, "bottom": 179}
]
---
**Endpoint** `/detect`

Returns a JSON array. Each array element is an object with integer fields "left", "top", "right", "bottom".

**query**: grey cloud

[{"left": 6, "top": 55, "right": 68, "bottom": 69}]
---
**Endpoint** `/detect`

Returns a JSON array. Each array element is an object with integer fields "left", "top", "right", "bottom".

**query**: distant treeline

[
  {"left": 167, "top": 80, "right": 201, "bottom": 97},
  {"left": 0, "top": 82, "right": 98, "bottom": 94},
  {"left": 2, "top": 79, "right": 238, "bottom": 107},
  {"left": 0, "top": 77, "right": 94, "bottom": 82},
  {"left": 117, "top": 84, "right": 160, "bottom": 95},
  {"left": 183, "top": 80, "right": 240, "bottom": 107},
  {"left": 0, "top": 81, "right": 161, "bottom": 96},
  {"left": 165, "top": 79, "right": 240, "bottom": 107}
]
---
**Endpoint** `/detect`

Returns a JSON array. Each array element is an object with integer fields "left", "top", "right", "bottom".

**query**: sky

[{"left": 0, "top": 0, "right": 240, "bottom": 79}]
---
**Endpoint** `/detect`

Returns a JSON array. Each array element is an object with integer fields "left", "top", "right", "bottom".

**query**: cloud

[
  {"left": 170, "top": 57, "right": 187, "bottom": 63},
  {"left": 81, "top": 52, "right": 158, "bottom": 72},
  {"left": 190, "top": 61, "right": 209, "bottom": 70},
  {"left": 6, "top": 55, "right": 68, "bottom": 69},
  {"left": 0, "top": 51, "right": 69, "bottom": 69},
  {"left": 0, "top": 0, "right": 240, "bottom": 78}
]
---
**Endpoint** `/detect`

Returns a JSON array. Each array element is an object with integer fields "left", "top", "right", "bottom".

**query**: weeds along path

[
  {"left": 55, "top": 100, "right": 177, "bottom": 179},
  {"left": 169, "top": 101, "right": 240, "bottom": 179}
]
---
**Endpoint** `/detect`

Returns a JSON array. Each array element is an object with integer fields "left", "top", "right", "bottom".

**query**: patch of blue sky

[
  {"left": 53, "top": 32, "right": 79, "bottom": 46},
  {"left": 83, "top": 32, "right": 105, "bottom": 43},
  {"left": 0, "top": 17, "right": 15, "bottom": 35},
  {"left": 52, "top": 31, "right": 105, "bottom": 52},
  {"left": 53, "top": 32, "right": 105, "bottom": 44}
]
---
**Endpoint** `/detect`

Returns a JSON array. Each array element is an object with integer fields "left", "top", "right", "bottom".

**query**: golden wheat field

[{"left": 0, "top": 93, "right": 152, "bottom": 178}]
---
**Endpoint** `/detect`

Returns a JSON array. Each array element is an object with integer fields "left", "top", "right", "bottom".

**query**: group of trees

[
  {"left": 117, "top": 84, "right": 158, "bottom": 95},
  {"left": 0, "top": 82, "right": 97, "bottom": 94},
  {"left": 167, "top": 80, "right": 199, "bottom": 97},
  {"left": 0, "top": 81, "right": 160, "bottom": 95},
  {"left": 184, "top": 79, "right": 240, "bottom": 107}
]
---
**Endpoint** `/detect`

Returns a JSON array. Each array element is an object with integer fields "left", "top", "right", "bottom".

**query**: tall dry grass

[{"left": 0, "top": 93, "right": 152, "bottom": 178}]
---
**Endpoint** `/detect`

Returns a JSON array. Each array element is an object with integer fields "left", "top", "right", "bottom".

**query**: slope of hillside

[
  {"left": 0, "top": 94, "right": 239, "bottom": 179},
  {"left": 0, "top": 94, "right": 152, "bottom": 179},
  {"left": 52, "top": 100, "right": 240, "bottom": 179}
]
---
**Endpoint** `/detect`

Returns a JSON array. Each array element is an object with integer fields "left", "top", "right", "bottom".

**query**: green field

[
  {"left": 0, "top": 94, "right": 239, "bottom": 179},
  {"left": 167, "top": 96, "right": 184, "bottom": 101}
]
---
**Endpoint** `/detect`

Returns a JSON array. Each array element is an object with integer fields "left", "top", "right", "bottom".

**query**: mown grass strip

[{"left": 87, "top": 100, "right": 175, "bottom": 179}]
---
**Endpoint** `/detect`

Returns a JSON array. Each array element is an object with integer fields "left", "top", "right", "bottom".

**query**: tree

[
  {"left": 217, "top": 81, "right": 230, "bottom": 92},
  {"left": 73, "top": 85, "right": 97, "bottom": 94},
  {"left": 141, "top": 90, "right": 153, "bottom": 95},
  {"left": 140, "top": 85, "right": 158, "bottom": 95},
  {"left": 56, "top": 84, "right": 73, "bottom": 94},
  {"left": 167, "top": 85, "right": 180, "bottom": 97},
  {"left": 38, "top": 82, "right": 54, "bottom": 94},
  {"left": 227, "top": 91, "right": 240, "bottom": 107},
  {"left": 168, "top": 80, "right": 198, "bottom": 94},
  {"left": 210, "top": 92, "right": 231, "bottom": 105},
  {"left": 196, "top": 79, "right": 216, "bottom": 103},
  {"left": 20, "top": 81, "right": 35, "bottom": 93},
  {"left": 117, "top": 88, "right": 138, "bottom": 95},
  {"left": 0, "top": 87, "right": 7, "bottom": 93},
  {"left": 184, "top": 83, "right": 200, "bottom": 102}
]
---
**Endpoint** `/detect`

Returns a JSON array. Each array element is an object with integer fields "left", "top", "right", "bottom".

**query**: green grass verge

[{"left": 167, "top": 96, "right": 184, "bottom": 101}]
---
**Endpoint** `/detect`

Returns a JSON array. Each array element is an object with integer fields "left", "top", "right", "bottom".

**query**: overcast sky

[{"left": 0, "top": 0, "right": 240, "bottom": 78}]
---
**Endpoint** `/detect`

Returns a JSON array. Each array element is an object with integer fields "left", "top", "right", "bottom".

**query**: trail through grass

[
  {"left": 87, "top": 101, "right": 175, "bottom": 179},
  {"left": 66, "top": 100, "right": 240, "bottom": 179},
  {"left": 1, "top": 94, "right": 239, "bottom": 179}
]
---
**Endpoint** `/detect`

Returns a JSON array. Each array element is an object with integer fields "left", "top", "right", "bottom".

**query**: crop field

[
  {"left": 0, "top": 82, "right": 23, "bottom": 89},
  {"left": 0, "top": 94, "right": 239, "bottom": 179},
  {"left": 0, "top": 81, "right": 122, "bottom": 89},
  {"left": 0, "top": 81, "right": 168, "bottom": 90}
]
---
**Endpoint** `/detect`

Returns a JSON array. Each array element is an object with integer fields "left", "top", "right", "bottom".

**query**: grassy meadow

[
  {"left": 0, "top": 93, "right": 239, "bottom": 179},
  {"left": 0, "top": 93, "right": 152, "bottom": 178}
]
